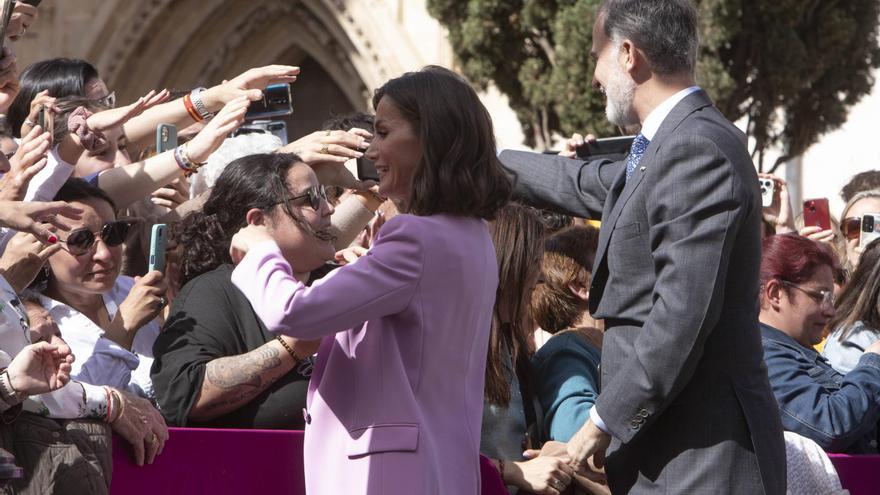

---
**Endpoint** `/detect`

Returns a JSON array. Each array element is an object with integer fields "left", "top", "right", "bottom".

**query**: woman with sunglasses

[
  {"left": 35, "top": 178, "right": 167, "bottom": 400},
  {"left": 760, "top": 233, "right": 880, "bottom": 453},
  {"left": 228, "top": 66, "right": 511, "bottom": 495},
  {"left": 150, "top": 153, "right": 332, "bottom": 430},
  {"left": 838, "top": 189, "right": 880, "bottom": 271},
  {"left": 823, "top": 239, "right": 880, "bottom": 374}
]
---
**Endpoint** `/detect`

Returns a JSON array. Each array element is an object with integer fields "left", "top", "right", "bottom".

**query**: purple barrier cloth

[
  {"left": 480, "top": 455, "right": 508, "bottom": 494},
  {"left": 111, "top": 427, "right": 509, "bottom": 494},
  {"left": 110, "top": 428, "right": 306, "bottom": 494},
  {"left": 828, "top": 454, "right": 880, "bottom": 495}
]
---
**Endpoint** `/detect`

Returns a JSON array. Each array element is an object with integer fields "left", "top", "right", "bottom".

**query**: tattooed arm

[{"left": 188, "top": 338, "right": 298, "bottom": 422}]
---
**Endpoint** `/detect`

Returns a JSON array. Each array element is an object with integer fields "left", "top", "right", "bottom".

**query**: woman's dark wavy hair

[
  {"left": 8, "top": 58, "right": 100, "bottom": 138},
  {"left": 176, "top": 153, "right": 310, "bottom": 287},
  {"left": 372, "top": 66, "right": 511, "bottom": 220},
  {"left": 485, "top": 203, "right": 545, "bottom": 407}
]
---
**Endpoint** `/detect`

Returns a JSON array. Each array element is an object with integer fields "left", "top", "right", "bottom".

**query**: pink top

[{"left": 232, "top": 213, "right": 498, "bottom": 495}]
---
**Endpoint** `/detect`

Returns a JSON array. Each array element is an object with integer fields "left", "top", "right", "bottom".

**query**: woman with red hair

[{"left": 760, "top": 234, "right": 880, "bottom": 453}]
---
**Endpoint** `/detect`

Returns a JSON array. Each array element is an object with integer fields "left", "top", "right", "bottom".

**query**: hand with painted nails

[{"left": 0, "top": 231, "right": 62, "bottom": 292}]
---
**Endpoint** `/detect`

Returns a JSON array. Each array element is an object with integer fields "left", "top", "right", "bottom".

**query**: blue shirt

[
  {"left": 761, "top": 323, "right": 880, "bottom": 453},
  {"left": 532, "top": 332, "right": 601, "bottom": 442}
]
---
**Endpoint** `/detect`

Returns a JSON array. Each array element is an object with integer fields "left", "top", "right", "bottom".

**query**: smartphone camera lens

[{"left": 864, "top": 217, "right": 875, "bottom": 232}]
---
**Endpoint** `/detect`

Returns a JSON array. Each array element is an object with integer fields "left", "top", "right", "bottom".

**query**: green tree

[{"left": 427, "top": 0, "right": 880, "bottom": 171}]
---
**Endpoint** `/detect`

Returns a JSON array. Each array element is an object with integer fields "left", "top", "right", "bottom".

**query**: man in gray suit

[{"left": 498, "top": 1, "right": 786, "bottom": 493}]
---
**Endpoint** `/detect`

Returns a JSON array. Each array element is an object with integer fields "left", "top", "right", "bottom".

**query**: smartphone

[
  {"left": 759, "top": 178, "right": 775, "bottom": 208},
  {"left": 575, "top": 136, "right": 635, "bottom": 161},
  {"left": 155, "top": 124, "right": 177, "bottom": 153},
  {"left": 356, "top": 156, "right": 379, "bottom": 182},
  {"left": 802, "top": 198, "right": 832, "bottom": 232},
  {"left": 36, "top": 105, "right": 54, "bottom": 139},
  {"left": 0, "top": 0, "right": 14, "bottom": 51},
  {"left": 233, "top": 119, "right": 288, "bottom": 145},
  {"left": 861, "top": 214, "right": 880, "bottom": 247},
  {"left": 245, "top": 84, "right": 293, "bottom": 120},
  {"left": 148, "top": 224, "right": 167, "bottom": 273}
]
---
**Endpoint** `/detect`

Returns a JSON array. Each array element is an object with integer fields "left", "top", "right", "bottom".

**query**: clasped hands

[{"left": 525, "top": 419, "right": 610, "bottom": 494}]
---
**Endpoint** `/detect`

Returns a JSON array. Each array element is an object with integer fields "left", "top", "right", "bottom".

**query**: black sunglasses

[
  {"left": 60, "top": 220, "right": 134, "bottom": 256},
  {"left": 274, "top": 185, "right": 328, "bottom": 211}
]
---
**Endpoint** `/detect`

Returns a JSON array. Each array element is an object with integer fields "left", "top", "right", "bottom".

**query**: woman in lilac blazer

[{"left": 230, "top": 66, "right": 512, "bottom": 494}]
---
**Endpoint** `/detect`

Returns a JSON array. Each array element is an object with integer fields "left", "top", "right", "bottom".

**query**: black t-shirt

[{"left": 151, "top": 265, "right": 311, "bottom": 429}]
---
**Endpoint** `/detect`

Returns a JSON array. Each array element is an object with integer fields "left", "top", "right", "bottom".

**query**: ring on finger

[
  {"left": 320, "top": 145, "right": 330, "bottom": 155},
  {"left": 553, "top": 479, "right": 566, "bottom": 490},
  {"left": 158, "top": 296, "right": 167, "bottom": 307},
  {"left": 147, "top": 432, "right": 158, "bottom": 444}
]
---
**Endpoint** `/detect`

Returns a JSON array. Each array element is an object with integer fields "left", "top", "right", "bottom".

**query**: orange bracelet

[{"left": 183, "top": 94, "right": 204, "bottom": 123}]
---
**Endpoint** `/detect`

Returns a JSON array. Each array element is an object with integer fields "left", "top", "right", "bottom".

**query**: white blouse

[
  {"left": 39, "top": 276, "right": 160, "bottom": 400},
  {"left": 0, "top": 275, "right": 107, "bottom": 418}
]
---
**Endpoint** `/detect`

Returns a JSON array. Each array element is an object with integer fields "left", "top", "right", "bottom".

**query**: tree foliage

[{"left": 427, "top": 0, "right": 880, "bottom": 170}]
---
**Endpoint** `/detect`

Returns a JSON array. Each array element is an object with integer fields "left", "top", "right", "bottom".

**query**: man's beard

[{"left": 604, "top": 62, "right": 639, "bottom": 128}]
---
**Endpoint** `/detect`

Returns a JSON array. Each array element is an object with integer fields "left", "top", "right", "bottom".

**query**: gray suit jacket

[{"left": 500, "top": 91, "right": 786, "bottom": 494}]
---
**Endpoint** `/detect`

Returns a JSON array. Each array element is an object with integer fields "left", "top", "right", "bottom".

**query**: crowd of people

[{"left": 0, "top": 0, "right": 879, "bottom": 494}]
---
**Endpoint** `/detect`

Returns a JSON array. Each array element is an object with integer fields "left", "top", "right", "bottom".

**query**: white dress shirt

[{"left": 40, "top": 276, "right": 160, "bottom": 399}]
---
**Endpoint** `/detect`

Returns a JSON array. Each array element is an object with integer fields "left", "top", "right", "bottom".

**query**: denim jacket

[{"left": 761, "top": 323, "right": 880, "bottom": 453}]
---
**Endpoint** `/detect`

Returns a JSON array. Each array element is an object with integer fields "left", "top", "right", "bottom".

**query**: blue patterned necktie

[{"left": 625, "top": 133, "right": 651, "bottom": 182}]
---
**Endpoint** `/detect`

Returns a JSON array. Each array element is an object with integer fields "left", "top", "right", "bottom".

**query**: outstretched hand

[
  {"left": 87, "top": 89, "right": 171, "bottom": 133},
  {"left": 0, "top": 200, "right": 83, "bottom": 244},
  {"left": 185, "top": 97, "right": 250, "bottom": 164},
  {"left": 203, "top": 65, "right": 300, "bottom": 109}
]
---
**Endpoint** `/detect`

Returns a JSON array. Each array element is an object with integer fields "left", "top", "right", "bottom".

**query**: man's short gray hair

[{"left": 599, "top": 0, "right": 699, "bottom": 76}]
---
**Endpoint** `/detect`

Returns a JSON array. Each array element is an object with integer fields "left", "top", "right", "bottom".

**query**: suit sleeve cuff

[{"left": 590, "top": 405, "right": 611, "bottom": 435}]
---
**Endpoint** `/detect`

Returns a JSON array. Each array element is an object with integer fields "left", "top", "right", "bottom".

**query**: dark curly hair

[{"left": 175, "top": 153, "right": 325, "bottom": 287}]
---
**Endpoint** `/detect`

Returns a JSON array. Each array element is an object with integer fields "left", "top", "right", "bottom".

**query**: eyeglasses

[
  {"left": 841, "top": 216, "right": 862, "bottom": 241},
  {"left": 96, "top": 91, "right": 116, "bottom": 109},
  {"left": 60, "top": 220, "right": 133, "bottom": 256},
  {"left": 780, "top": 280, "right": 835, "bottom": 309},
  {"left": 274, "top": 185, "right": 328, "bottom": 211}
]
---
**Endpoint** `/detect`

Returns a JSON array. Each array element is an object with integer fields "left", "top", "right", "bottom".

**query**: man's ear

[
  {"left": 620, "top": 38, "right": 651, "bottom": 81},
  {"left": 245, "top": 208, "right": 268, "bottom": 226},
  {"left": 568, "top": 280, "right": 590, "bottom": 302}
]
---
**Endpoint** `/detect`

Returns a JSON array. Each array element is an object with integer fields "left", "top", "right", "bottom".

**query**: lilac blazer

[{"left": 231, "top": 214, "right": 498, "bottom": 495}]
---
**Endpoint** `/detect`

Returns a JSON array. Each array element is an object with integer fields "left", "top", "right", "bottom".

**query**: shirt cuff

[{"left": 590, "top": 405, "right": 611, "bottom": 435}]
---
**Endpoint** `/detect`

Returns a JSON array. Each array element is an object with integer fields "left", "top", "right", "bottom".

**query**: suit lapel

[{"left": 590, "top": 91, "right": 715, "bottom": 309}]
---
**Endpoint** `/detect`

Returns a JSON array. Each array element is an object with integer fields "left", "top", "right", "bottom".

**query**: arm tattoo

[{"left": 205, "top": 346, "right": 283, "bottom": 391}]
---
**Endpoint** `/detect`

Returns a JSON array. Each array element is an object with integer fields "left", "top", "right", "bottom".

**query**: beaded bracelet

[{"left": 173, "top": 144, "right": 205, "bottom": 176}]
